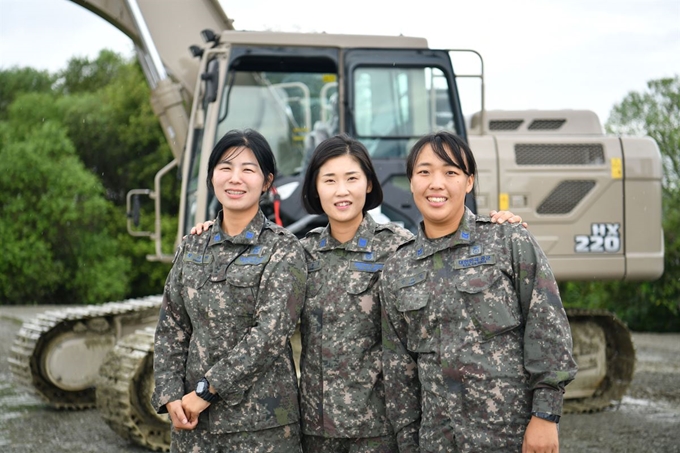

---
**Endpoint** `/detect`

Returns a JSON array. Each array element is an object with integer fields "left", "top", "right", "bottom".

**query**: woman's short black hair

[
  {"left": 206, "top": 129, "right": 277, "bottom": 191},
  {"left": 301, "top": 133, "right": 383, "bottom": 215},
  {"left": 406, "top": 131, "right": 477, "bottom": 182}
]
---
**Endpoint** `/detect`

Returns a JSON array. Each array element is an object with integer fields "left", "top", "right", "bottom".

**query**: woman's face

[
  {"left": 409, "top": 143, "right": 474, "bottom": 237},
  {"left": 316, "top": 154, "right": 372, "bottom": 228},
  {"left": 211, "top": 146, "right": 269, "bottom": 218}
]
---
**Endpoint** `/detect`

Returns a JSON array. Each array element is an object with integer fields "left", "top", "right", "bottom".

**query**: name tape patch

[{"left": 453, "top": 254, "right": 496, "bottom": 269}]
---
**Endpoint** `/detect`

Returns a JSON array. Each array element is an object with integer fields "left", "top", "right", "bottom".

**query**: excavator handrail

[{"left": 445, "top": 49, "right": 486, "bottom": 135}]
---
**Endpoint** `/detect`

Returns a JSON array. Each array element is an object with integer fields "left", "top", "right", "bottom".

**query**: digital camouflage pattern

[
  {"left": 170, "top": 423, "right": 302, "bottom": 453},
  {"left": 152, "top": 210, "right": 306, "bottom": 451},
  {"left": 299, "top": 214, "right": 414, "bottom": 442},
  {"left": 301, "top": 433, "right": 398, "bottom": 453},
  {"left": 381, "top": 208, "right": 577, "bottom": 453}
]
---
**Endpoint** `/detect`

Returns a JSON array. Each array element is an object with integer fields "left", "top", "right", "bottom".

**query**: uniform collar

[
  {"left": 413, "top": 207, "right": 477, "bottom": 260},
  {"left": 208, "top": 210, "right": 266, "bottom": 247},
  {"left": 316, "top": 214, "right": 377, "bottom": 252}
]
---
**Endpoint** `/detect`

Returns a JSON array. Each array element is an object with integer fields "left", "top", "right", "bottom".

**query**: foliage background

[
  {"left": 0, "top": 51, "right": 177, "bottom": 305},
  {"left": 0, "top": 51, "right": 677, "bottom": 331}
]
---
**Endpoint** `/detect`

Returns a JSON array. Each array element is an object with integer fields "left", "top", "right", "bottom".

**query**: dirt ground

[{"left": 1, "top": 307, "right": 678, "bottom": 452}]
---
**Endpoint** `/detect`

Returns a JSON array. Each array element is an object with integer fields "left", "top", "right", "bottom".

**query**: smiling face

[
  {"left": 211, "top": 146, "right": 271, "bottom": 221},
  {"left": 410, "top": 143, "right": 474, "bottom": 238},
  {"left": 316, "top": 154, "right": 372, "bottom": 235}
]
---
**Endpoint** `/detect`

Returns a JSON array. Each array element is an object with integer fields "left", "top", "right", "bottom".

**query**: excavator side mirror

[
  {"left": 200, "top": 29, "right": 218, "bottom": 44},
  {"left": 189, "top": 45, "right": 204, "bottom": 58}
]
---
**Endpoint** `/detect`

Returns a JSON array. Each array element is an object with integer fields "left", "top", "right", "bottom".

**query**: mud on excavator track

[
  {"left": 8, "top": 296, "right": 162, "bottom": 410},
  {"left": 563, "top": 308, "right": 636, "bottom": 414},
  {"left": 96, "top": 327, "right": 170, "bottom": 452}
]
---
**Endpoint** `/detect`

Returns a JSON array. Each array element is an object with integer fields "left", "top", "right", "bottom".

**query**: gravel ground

[{"left": 1, "top": 306, "right": 679, "bottom": 452}]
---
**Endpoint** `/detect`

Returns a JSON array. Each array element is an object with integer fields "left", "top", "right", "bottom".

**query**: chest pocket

[
  {"left": 223, "top": 251, "right": 270, "bottom": 320},
  {"left": 455, "top": 267, "right": 521, "bottom": 340},
  {"left": 181, "top": 251, "right": 212, "bottom": 290},
  {"left": 396, "top": 272, "right": 438, "bottom": 353},
  {"left": 346, "top": 261, "right": 383, "bottom": 295}
]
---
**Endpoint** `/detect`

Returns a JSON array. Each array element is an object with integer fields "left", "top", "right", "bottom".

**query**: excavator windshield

[
  {"left": 215, "top": 58, "right": 339, "bottom": 178},
  {"left": 353, "top": 66, "right": 454, "bottom": 158}
]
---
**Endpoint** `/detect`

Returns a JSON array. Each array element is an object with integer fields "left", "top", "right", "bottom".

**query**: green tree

[
  {"left": 55, "top": 49, "right": 127, "bottom": 95},
  {"left": 0, "top": 121, "right": 130, "bottom": 304},
  {"left": 0, "top": 67, "right": 54, "bottom": 120},
  {"left": 561, "top": 76, "right": 680, "bottom": 331},
  {"left": 55, "top": 53, "right": 179, "bottom": 207},
  {"left": 0, "top": 51, "right": 179, "bottom": 304}
]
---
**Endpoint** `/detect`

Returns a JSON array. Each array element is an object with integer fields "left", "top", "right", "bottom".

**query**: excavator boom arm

[{"left": 69, "top": 0, "right": 233, "bottom": 96}]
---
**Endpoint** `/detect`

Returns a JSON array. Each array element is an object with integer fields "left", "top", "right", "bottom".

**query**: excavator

[{"left": 8, "top": 0, "right": 665, "bottom": 451}]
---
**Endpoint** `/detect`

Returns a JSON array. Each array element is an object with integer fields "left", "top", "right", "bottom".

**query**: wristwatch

[
  {"left": 531, "top": 411, "right": 560, "bottom": 423},
  {"left": 196, "top": 377, "right": 217, "bottom": 403}
]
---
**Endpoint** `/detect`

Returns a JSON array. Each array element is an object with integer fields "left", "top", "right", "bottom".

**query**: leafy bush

[{"left": 0, "top": 122, "right": 130, "bottom": 304}]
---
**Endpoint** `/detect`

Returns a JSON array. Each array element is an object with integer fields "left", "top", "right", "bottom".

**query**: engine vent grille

[
  {"left": 528, "top": 119, "right": 566, "bottom": 130},
  {"left": 537, "top": 180, "right": 596, "bottom": 214},
  {"left": 515, "top": 144, "right": 605, "bottom": 165},
  {"left": 489, "top": 120, "right": 523, "bottom": 131}
]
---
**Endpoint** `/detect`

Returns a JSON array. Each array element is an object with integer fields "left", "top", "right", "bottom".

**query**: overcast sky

[{"left": 1, "top": 0, "right": 678, "bottom": 122}]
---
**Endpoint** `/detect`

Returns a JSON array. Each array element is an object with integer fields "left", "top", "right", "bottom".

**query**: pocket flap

[
  {"left": 455, "top": 268, "right": 502, "bottom": 294},
  {"left": 396, "top": 293, "right": 429, "bottom": 312},
  {"left": 347, "top": 271, "right": 379, "bottom": 295}
]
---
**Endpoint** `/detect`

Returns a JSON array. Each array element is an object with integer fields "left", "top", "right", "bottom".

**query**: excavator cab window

[
  {"left": 214, "top": 51, "right": 340, "bottom": 178},
  {"left": 353, "top": 66, "right": 454, "bottom": 159},
  {"left": 345, "top": 49, "right": 465, "bottom": 159}
]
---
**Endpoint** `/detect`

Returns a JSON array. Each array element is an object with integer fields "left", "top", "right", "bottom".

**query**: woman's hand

[
  {"left": 490, "top": 210, "right": 528, "bottom": 228},
  {"left": 181, "top": 391, "right": 211, "bottom": 425},
  {"left": 522, "top": 416, "right": 559, "bottom": 453},
  {"left": 166, "top": 399, "right": 198, "bottom": 430},
  {"left": 190, "top": 220, "right": 214, "bottom": 236}
]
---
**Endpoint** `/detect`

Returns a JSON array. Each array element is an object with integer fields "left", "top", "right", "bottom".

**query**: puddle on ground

[
  {"left": 618, "top": 395, "right": 680, "bottom": 422},
  {"left": 0, "top": 377, "right": 44, "bottom": 422}
]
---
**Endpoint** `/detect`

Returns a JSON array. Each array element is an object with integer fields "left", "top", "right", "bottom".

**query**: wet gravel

[
  {"left": 1, "top": 307, "right": 679, "bottom": 452},
  {"left": 560, "top": 333, "right": 680, "bottom": 453}
]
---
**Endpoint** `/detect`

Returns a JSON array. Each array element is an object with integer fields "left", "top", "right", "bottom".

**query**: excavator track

[
  {"left": 8, "top": 296, "right": 162, "bottom": 409},
  {"left": 563, "top": 308, "right": 636, "bottom": 414},
  {"left": 96, "top": 327, "right": 171, "bottom": 452}
]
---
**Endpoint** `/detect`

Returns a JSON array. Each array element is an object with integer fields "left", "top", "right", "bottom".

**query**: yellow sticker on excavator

[
  {"left": 611, "top": 158, "right": 623, "bottom": 179},
  {"left": 499, "top": 193, "right": 509, "bottom": 211}
]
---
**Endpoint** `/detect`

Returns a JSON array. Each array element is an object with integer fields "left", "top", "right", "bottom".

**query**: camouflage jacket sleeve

[
  {"left": 204, "top": 232, "right": 306, "bottom": 403},
  {"left": 381, "top": 254, "right": 421, "bottom": 452},
  {"left": 152, "top": 241, "right": 193, "bottom": 413},
  {"left": 510, "top": 225, "right": 578, "bottom": 416}
]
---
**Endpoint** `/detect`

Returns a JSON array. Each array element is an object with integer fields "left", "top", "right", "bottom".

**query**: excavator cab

[{"left": 180, "top": 35, "right": 468, "bottom": 240}]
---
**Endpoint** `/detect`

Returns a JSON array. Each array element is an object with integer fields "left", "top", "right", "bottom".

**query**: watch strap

[
  {"left": 531, "top": 411, "right": 560, "bottom": 423},
  {"left": 196, "top": 377, "right": 217, "bottom": 403}
]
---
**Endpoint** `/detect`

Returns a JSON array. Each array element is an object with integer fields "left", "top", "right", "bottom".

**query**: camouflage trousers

[
  {"left": 171, "top": 423, "right": 302, "bottom": 453},
  {"left": 301, "top": 433, "right": 398, "bottom": 453}
]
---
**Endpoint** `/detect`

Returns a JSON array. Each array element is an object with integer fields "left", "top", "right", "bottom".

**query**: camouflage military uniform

[
  {"left": 299, "top": 214, "right": 413, "bottom": 451},
  {"left": 381, "top": 208, "right": 577, "bottom": 453},
  {"left": 152, "top": 210, "right": 306, "bottom": 452}
]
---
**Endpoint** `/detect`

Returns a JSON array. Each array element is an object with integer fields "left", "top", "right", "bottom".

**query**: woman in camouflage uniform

[
  {"left": 380, "top": 131, "right": 577, "bottom": 453},
  {"left": 152, "top": 129, "right": 306, "bottom": 453},
  {"left": 297, "top": 134, "right": 414, "bottom": 452}
]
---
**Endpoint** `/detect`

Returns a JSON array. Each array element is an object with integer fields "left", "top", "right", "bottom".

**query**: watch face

[{"left": 197, "top": 381, "right": 207, "bottom": 394}]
